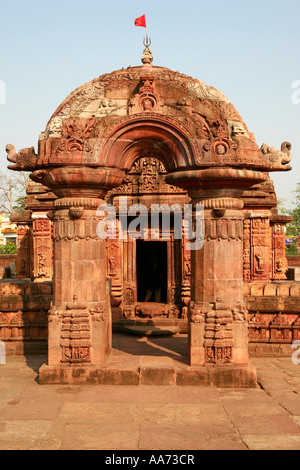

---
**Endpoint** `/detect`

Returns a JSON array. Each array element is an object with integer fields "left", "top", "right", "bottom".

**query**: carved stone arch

[{"left": 99, "top": 114, "right": 198, "bottom": 173}]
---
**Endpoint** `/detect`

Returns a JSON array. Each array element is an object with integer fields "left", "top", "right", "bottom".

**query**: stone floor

[{"left": 0, "top": 333, "right": 300, "bottom": 450}]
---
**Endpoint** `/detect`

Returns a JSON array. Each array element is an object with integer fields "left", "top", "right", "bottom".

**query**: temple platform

[
  {"left": 39, "top": 333, "right": 257, "bottom": 387},
  {"left": 2, "top": 354, "right": 300, "bottom": 449}
]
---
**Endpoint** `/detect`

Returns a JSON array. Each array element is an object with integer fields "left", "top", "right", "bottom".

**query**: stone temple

[{"left": 2, "top": 41, "right": 300, "bottom": 386}]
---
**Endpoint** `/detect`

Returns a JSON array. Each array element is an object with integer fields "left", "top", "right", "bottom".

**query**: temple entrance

[
  {"left": 136, "top": 240, "right": 168, "bottom": 303},
  {"left": 106, "top": 156, "right": 188, "bottom": 319}
]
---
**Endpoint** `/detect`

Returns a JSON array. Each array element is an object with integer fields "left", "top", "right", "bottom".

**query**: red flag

[{"left": 134, "top": 14, "right": 146, "bottom": 28}]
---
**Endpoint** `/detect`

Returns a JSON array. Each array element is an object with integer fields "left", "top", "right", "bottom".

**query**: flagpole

[{"left": 146, "top": 16, "right": 149, "bottom": 45}]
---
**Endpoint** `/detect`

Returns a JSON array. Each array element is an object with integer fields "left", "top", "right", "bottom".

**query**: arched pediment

[{"left": 99, "top": 114, "right": 198, "bottom": 172}]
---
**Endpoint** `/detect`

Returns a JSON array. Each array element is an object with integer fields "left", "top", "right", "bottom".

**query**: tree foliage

[
  {"left": 0, "top": 171, "right": 30, "bottom": 217},
  {"left": 0, "top": 242, "right": 16, "bottom": 254},
  {"left": 280, "top": 183, "right": 300, "bottom": 236},
  {"left": 279, "top": 183, "right": 300, "bottom": 255}
]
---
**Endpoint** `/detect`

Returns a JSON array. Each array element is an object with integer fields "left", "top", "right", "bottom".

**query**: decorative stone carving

[
  {"left": 292, "top": 317, "right": 300, "bottom": 341},
  {"left": 61, "top": 295, "right": 91, "bottom": 364},
  {"left": 189, "top": 301, "right": 205, "bottom": 323},
  {"left": 68, "top": 207, "right": 84, "bottom": 220},
  {"left": 251, "top": 218, "right": 270, "bottom": 281},
  {"left": 187, "top": 81, "right": 231, "bottom": 103},
  {"left": 53, "top": 215, "right": 100, "bottom": 241},
  {"left": 4, "top": 58, "right": 295, "bottom": 384},
  {"left": 202, "top": 300, "right": 234, "bottom": 364},
  {"left": 214, "top": 141, "right": 229, "bottom": 156},
  {"left": 33, "top": 219, "right": 53, "bottom": 282},
  {"left": 63, "top": 118, "right": 95, "bottom": 152},
  {"left": 124, "top": 287, "right": 134, "bottom": 305},
  {"left": 243, "top": 219, "right": 251, "bottom": 281},
  {"left": 270, "top": 313, "right": 292, "bottom": 343},
  {"left": 90, "top": 303, "right": 107, "bottom": 322},
  {"left": 48, "top": 304, "right": 63, "bottom": 324},
  {"left": 232, "top": 303, "right": 248, "bottom": 322},
  {"left": 107, "top": 156, "right": 186, "bottom": 198},
  {"left": 47, "top": 117, "right": 63, "bottom": 138},
  {"left": 271, "top": 223, "right": 287, "bottom": 280},
  {"left": 141, "top": 36, "right": 153, "bottom": 65},
  {"left": 260, "top": 142, "right": 292, "bottom": 171},
  {"left": 228, "top": 120, "right": 249, "bottom": 138},
  {"left": 205, "top": 218, "right": 243, "bottom": 240},
  {"left": 82, "top": 139, "right": 102, "bottom": 164},
  {"left": 129, "top": 74, "right": 164, "bottom": 115},
  {"left": 6, "top": 144, "right": 37, "bottom": 171},
  {"left": 248, "top": 312, "right": 268, "bottom": 342}
]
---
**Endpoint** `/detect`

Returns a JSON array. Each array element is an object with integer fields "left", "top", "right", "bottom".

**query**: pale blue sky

[{"left": 1, "top": 0, "right": 299, "bottom": 207}]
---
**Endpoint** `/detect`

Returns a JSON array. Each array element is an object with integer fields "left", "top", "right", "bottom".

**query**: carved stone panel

[
  {"left": 272, "top": 224, "right": 287, "bottom": 280},
  {"left": 33, "top": 219, "right": 53, "bottom": 282},
  {"left": 251, "top": 218, "right": 270, "bottom": 281}
]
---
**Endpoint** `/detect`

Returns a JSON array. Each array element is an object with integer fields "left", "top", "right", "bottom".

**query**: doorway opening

[{"left": 136, "top": 240, "right": 168, "bottom": 303}]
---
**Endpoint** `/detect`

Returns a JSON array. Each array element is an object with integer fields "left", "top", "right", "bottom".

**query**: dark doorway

[{"left": 136, "top": 241, "right": 168, "bottom": 303}]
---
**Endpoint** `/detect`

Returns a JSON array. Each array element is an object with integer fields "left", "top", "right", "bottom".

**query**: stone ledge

[
  {"left": 249, "top": 343, "right": 293, "bottom": 357},
  {"left": 39, "top": 363, "right": 140, "bottom": 385},
  {"left": 39, "top": 360, "right": 257, "bottom": 388}
]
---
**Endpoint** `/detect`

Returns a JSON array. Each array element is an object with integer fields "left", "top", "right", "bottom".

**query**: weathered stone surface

[
  {"left": 1, "top": 354, "right": 300, "bottom": 449},
  {"left": 4, "top": 53, "right": 299, "bottom": 387}
]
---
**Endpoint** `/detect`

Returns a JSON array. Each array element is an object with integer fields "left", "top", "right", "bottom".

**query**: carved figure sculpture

[
  {"left": 260, "top": 141, "right": 292, "bottom": 171},
  {"left": 6, "top": 144, "right": 37, "bottom": 171}
]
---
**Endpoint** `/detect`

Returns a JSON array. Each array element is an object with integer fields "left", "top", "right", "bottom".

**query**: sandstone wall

[{"left": 0, "top": 280, "right": 52, "bottom": 355}]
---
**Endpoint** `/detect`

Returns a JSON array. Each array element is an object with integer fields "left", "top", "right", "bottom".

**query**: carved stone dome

[
  {"left": 37, "top": 63, "right": 283, "bottom": 185},
  {"left": 7, "top": 64, "right": 291, "bottom": 195}
]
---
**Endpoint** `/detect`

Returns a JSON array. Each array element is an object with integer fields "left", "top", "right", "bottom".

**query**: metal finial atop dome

[{"left": 141, "top": 35, "right": 153, "bottom": 65}]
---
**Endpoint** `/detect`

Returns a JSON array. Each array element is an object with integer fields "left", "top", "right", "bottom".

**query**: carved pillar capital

[{"left": 31, "top": 166, "right": 125, "bottom": 200}]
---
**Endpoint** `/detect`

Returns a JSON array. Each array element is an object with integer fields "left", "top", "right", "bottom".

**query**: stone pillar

[
  {"left": 47, "top": 197, "right": 111, "bottom": 367},
  {"left": 35, "top": 165, "right": 124, "bottom": 383},
  {"left": 188, "top": 192, "right": 249, "bottom": 368},
  {"left": 166, "top": 167, "right": 264, "bottom": 386}
]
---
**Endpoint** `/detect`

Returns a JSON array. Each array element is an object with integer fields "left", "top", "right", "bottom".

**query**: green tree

[
  {"left": 13, "top": 195, "right": 26, "bottom": 216},
  {"left": 0, "top": 242, "right": 16, "bottom": 254},
  {"left": 279, "top": 183, "right": 300, "bottom": 255},
  {"left": 283, "top": 183, "right": 300, "bottom": 236}
]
